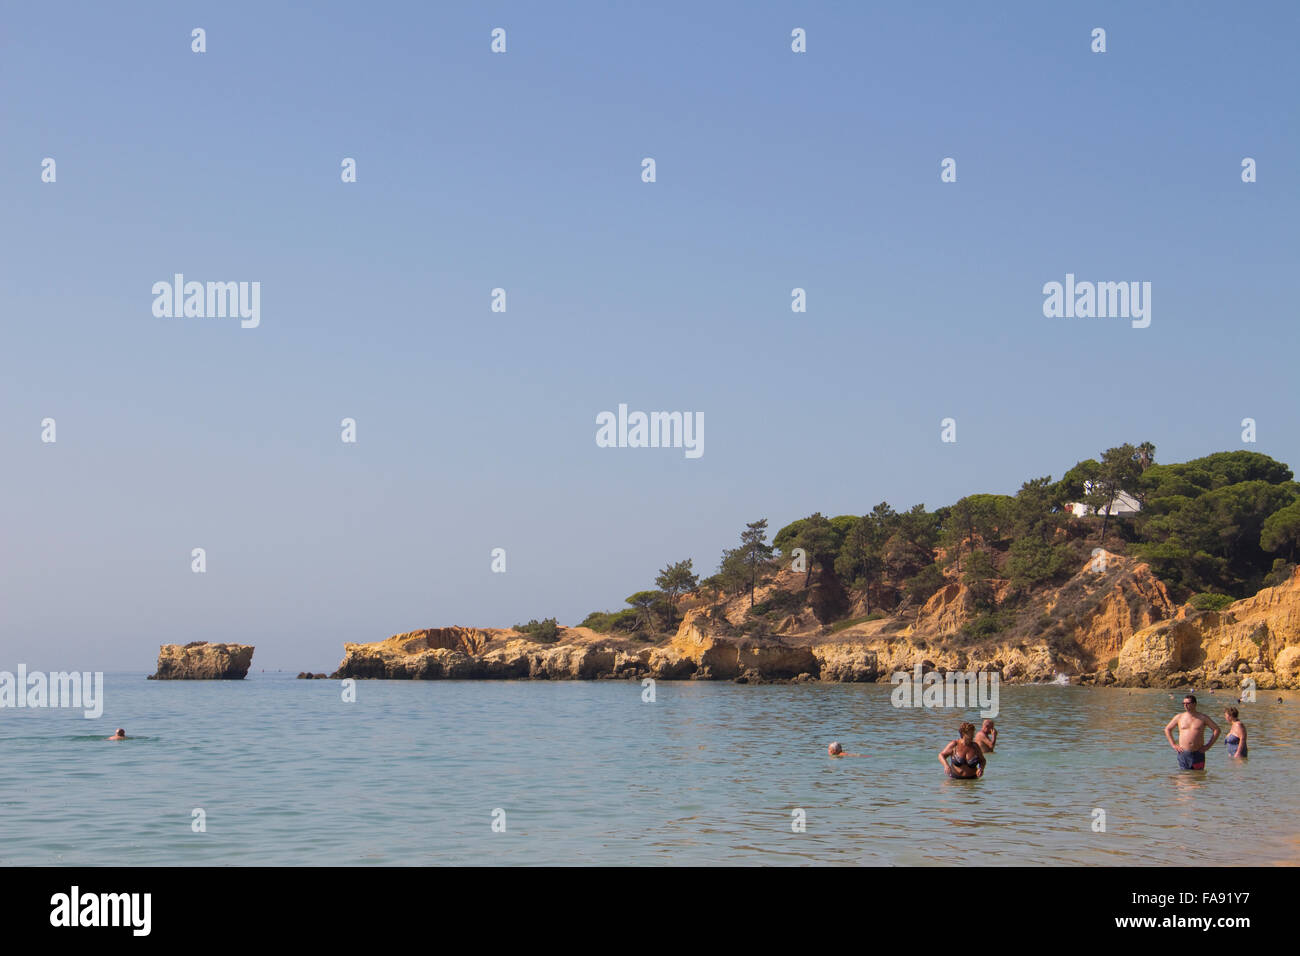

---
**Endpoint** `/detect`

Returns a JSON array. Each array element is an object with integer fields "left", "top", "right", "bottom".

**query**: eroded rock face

[
  {"left": 331, "top": 628, "right": 639, "bottom": 681},
  {"left": 150, "top": 642, "right": 254, "bottom": 680},
  {"left": 1068, "top": 559, "right": 1178, "bottom": 664},
  {"left": 1115, "top": 620, "right": 1205, "bottom": 685},
  {"left": 813, "top": 644, "right": 881, "bottom": 682},
  {"left": 1116, "top": 567, "right": 1300, "bottom": 689},
  {"left": 327, "top": 567, "right": 1300, "bottom": 687},
  {"left": 670, "top": 608, "right": 818, "bottom": 680}
]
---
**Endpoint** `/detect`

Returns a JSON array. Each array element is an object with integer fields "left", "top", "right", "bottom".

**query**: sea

[{"left": 2, "top": 673, "right": 1296, "bottom": 865}]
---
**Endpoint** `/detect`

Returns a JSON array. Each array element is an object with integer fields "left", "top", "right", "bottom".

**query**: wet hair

[
  {"left": 1183, "top": 694, "right": 1197, "bottom": 705},
  {"left": 115, "top": 728, "right": 125, "bottom": 736},
  {"left": 1224, "top": 707, "right": 1239, "bottom": 720},
  {"left": 959, "top": 722, "right": 976, "bottom": 738}
]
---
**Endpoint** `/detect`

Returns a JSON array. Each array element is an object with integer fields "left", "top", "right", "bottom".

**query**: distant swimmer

[
  {"left": 1164, "top": 694, "right": 1220, "bottom": 770},
  {"left": 827, "top": 742, "right": 866, "bottom": 758},
  {"left": 1223, "top": 707, "right": 1248, "bottom": 758},
  {"left": 939, "top": 722, "right": 985, "bottom": 778},
  {"left": 975, "top": 719, "right": 997, "bottom": 753},
  {"left": 106, "top": 728, "right": 128, "bottom": 741}
]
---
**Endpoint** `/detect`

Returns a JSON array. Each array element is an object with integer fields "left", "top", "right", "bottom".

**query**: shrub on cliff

[
  {"left": 1006, "top": 536, "right": 1073, "bottom": 592},
  {"left": 1189, "top": 593, "right": 1235, "bottom": 612},
  {"left": 579, "top": 609, "right": 639, "bottom": 633},
  {"left": 514, "top": 618, "right": 561, "bottom": 642},
  {"left": 748, "top": 589, "right": 805, "bottom": 617},
  {"left": 1264, "top": 559, "right": 1296, "bottom": 589},
  {"left": 964, "top": 610, "right": 1013, "bottom": 639},
  {"left": 903, "top": 564, "right": 945, "bottom": 604}
]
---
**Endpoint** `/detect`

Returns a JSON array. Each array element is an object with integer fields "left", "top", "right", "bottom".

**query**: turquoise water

[{"left": 2, "top": 673, "right": 1296, "bottom": 865}]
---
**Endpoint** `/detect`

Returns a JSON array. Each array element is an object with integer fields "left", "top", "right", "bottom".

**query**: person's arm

[
  {"left": 975, "top": 751, "right": 986, "bottom": 777},
  {"left": 1236, "top": 724, "right": 1247, "bottom": 755},
  {"left": 1203, "top": 715, "right": 1222, "bottom": 750},
  {"left": 939, "top": 741, "right": 955, "bottom": 771},
  {"left": 1164, "top": 716, "right": 1180, "bottom": 751}
]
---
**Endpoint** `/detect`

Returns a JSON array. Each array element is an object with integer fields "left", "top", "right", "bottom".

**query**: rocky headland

[{"left": 329, "top": 561, "right": 1300, "bottom": 689}]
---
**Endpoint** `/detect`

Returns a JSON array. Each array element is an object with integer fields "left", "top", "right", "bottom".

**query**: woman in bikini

[
  {"left": 939, "top": 722, "right": 985, "bottom": 778},
  {"left": 1223, "top": 707, "right": 1248, "bottom": 758}
]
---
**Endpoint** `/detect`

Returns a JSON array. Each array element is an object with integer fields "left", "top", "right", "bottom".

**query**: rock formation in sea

[
  {"left": 329, "top": 561, "right": 1300, "bottom": 688},
  {"left": 149, "top": 641, "right": 255, "bottom": 680}
]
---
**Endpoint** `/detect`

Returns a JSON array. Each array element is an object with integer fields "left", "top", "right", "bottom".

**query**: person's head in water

[
  {"left": 959, "top": 722, "right": 976, "bottom": 741},
  {"left": 981, "top": 719, "right": 995, "bottom": 733},
  {"left": 1224, "top": 706, "right": 1239, "bottom": 721},
  {"left": 107, "top": 728, "right": 127, "bottom": 740},
  {"left": 828, "top": 741, "right": 843, "bottom": 756}
]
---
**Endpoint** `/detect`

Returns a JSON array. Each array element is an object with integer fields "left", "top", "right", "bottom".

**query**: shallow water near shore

[{"left": 2, "top": 673, "right": 1297, "bottom": 865}]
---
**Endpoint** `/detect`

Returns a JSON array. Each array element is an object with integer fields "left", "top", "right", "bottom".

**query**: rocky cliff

[
  {"left": 1116, "top": 566, "right": 1300, "bottom": 689},
  {"left": 327, "top": 563, "right": 1300, "bottom": 688},
  {"left": 150, "top": 641, "right": 255, "bottom": 680}
]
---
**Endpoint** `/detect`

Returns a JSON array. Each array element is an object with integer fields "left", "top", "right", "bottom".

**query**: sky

[{"left": 2, "top": 1, "right": 1297, "bottom": 671}]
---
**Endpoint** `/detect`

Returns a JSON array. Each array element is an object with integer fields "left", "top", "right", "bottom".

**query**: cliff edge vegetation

[{"left": 334, "top": 444, "right": 1300, "bottom": 687}]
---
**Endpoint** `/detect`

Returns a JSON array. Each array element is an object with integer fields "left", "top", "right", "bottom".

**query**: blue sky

[{"left": 2, "top": 1, "right": 1297, "bottom": 671}]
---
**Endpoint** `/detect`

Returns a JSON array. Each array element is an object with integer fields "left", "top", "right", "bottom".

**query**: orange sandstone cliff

[{"left": 329, "top": 563, "right": 1300, "bottom": 688}]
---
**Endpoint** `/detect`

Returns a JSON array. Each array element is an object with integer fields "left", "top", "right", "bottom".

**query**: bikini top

[
  {"left": 949, "top": 746, "right": 979, "bottom": 767},
  {"left": 1225, "top": 734, "right": 1240, "bottom": 745}
]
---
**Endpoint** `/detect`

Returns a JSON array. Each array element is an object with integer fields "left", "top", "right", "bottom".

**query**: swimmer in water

[
  {"left": 1223, "top": 707, "right": 1248, "bottom": 758},
  {"left": 975, "top": 718, "right": 997, "bottom": 753},
  {"left": 939, "top": 722, "right": 985, "bottom": 778},
  {"left": 827, "top": 742, "right": 866, "bottom": 757},
  {"left": 106, "top": 728, "right": 128, "bottom": 741}
]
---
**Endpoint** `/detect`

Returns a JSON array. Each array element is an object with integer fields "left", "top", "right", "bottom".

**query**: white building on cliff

[{"left": 1065, "top": 481, "right": 1142, "bottom": 518}]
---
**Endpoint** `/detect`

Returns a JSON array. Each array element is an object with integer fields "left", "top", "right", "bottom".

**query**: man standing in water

[{"left": 1164, "top": 694, "right": 1220, "bottom": 770}]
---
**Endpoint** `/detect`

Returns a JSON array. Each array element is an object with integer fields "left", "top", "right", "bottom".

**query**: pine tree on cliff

[
  {"left": 1262, "top": 499, "right": 1300, "bottom": 564},
  {"left": 835, "top": 510, "right": 887, "bottom": 612},
  {"left": 1096, "top": 443, "right": 1142, "bottom": 545},
  {"left": 655, "top": 559, "right": 699, "bottom": 627},
  {"left": 740, "top": 519, "right": 774, "bottom": 607},
  {"left": 942, "top": 499, "right": 973, "bottom": 574},
  {"left": 626, "top": 591, "right": 661, "bottom": 632},
  {"left": 784, "top": 512, "right": 841, "bottom": 588}
]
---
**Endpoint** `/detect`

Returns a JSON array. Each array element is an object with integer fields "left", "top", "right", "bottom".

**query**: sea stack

[{"left": 150, "top": 641, "right": 255, "bottom": 680}]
